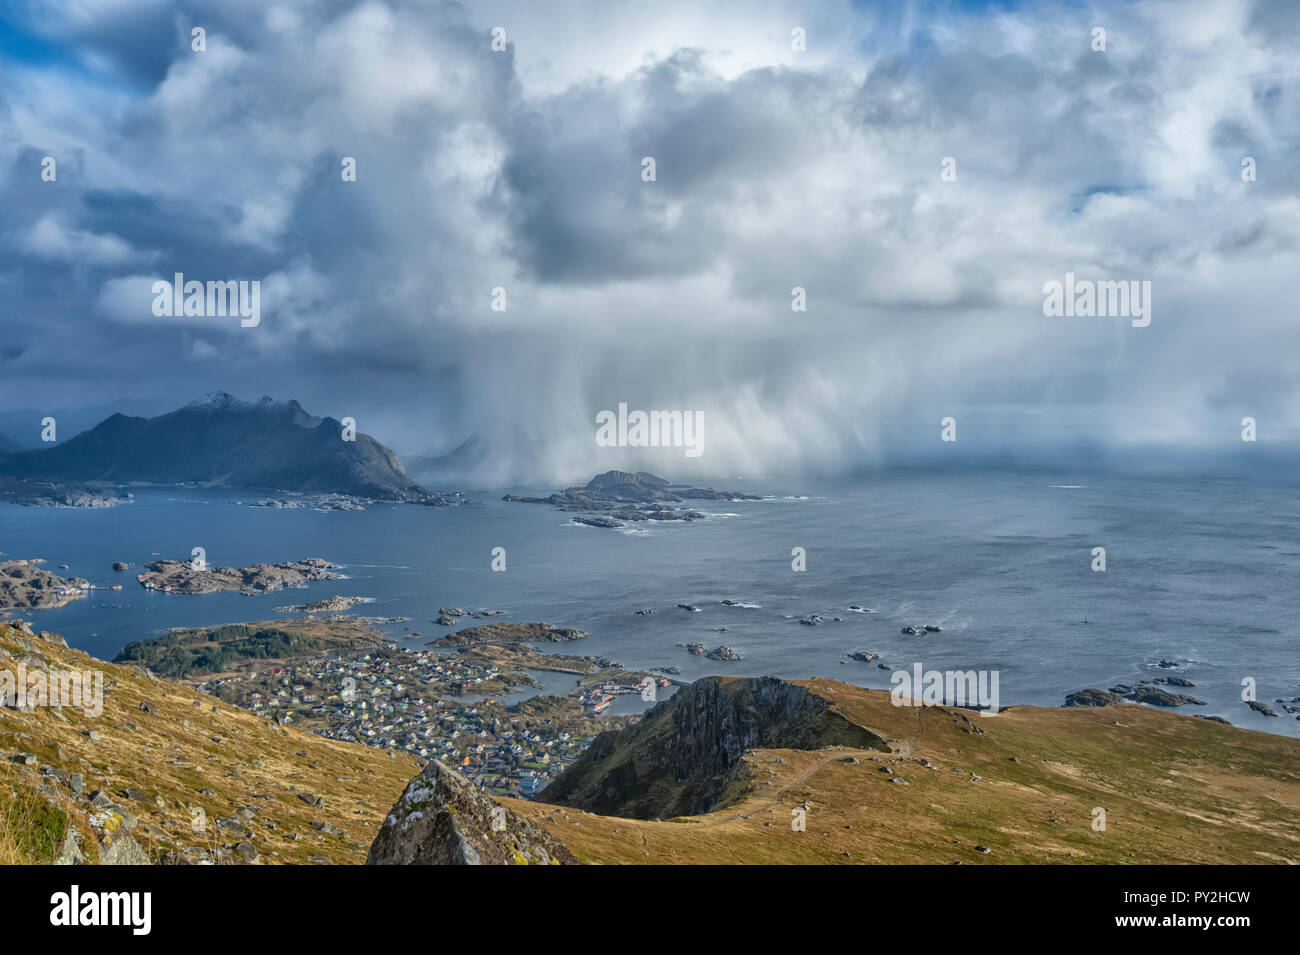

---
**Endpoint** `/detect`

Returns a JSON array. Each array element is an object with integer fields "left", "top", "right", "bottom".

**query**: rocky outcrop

[
  {"left": 368, "top": 760, "right": 578, "bottom": 865},
  {"left": 539, "top": 676, "right": 887, "bottom": 820},
  {"left": 1112, "top": 685, "right": 1207, "bottom": 707},
  {"left": 428, "top": 622, "right": 587, "bottom": 648},
  {"left": 136, "top": 557, "right": 339, "bottom": 595}
]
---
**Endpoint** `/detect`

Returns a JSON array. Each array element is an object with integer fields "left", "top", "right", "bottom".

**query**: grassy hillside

[
  {"left": 504, "top": 678, "right": 1300, "bottom": 864},
  {"left": 0, "top": 621, "right": 416, "bottom": 864}
]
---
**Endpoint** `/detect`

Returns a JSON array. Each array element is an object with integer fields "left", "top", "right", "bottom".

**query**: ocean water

[{"left": 3, "top": 471, "right": 1298, "bottom": 737}]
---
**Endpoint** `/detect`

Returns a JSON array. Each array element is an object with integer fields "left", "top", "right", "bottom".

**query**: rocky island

[
  {"left": 428, "top": 622, "right": 588, "bottom": 648},
  {"left": 0, "top": 477, "right": 131, "bottom": 508},
  {"left": 136, "top": 557, "right": 340, "bottom": 595},
  {"left": 504, "top": 470, "right": 760, "bottom": 526},
  {"left": 275, "top": 596, "right": 370, "bottom": 614},
  {"left": 0, "top": 559, "right": 90, "bottom": 609}
]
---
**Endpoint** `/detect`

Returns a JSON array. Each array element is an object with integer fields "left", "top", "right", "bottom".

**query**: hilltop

[
  {"left": 382, "top": 675, "right": 1300, "bottom": 864},
  {"left": 0, "top": 620, "right": 417, "bottom": 865},
  {"left": 0, "top": 393, "right": 431, "bottom": 501}
]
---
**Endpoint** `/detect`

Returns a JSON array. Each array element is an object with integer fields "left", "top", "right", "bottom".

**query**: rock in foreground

[{"left": 368, "top": 760, "right": 578, "bottom": 865}]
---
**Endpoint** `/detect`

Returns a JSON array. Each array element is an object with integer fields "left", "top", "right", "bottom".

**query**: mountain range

[{"left": 0, "top": 392, "right": 426, "bottom": 500}]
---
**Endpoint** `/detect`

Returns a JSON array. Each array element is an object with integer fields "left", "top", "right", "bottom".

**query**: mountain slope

[
  {"left": 540, "top": 676, "right": 887, "bottom": 818},
  {"left": 0, "top": 392, "right": 424, "bottom": 499},
  {"left": 0, "top": 620, "right": 418, "bottom": 864},
  {"left": 497, "top": 676, "right": 1300, "bottom": 864}
]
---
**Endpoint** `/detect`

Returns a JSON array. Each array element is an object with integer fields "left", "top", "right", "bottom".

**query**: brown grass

[
  {"left": 0, "top": 622, "right": 418, "bottom": 864},
  {"left": 505, "top": 679, "right": 1300, "bottom": 864}
]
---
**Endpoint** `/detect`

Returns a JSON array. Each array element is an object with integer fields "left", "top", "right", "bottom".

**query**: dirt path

[{"left": 684, "top": 709, "right": 928, "bottom": 830}]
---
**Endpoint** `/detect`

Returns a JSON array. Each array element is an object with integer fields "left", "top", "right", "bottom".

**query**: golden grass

[
  {"left": 0, "top": 622, "right": 418, "bottom": 864},
  {"left": 505, "top": 679, "right": 1300, "bottom": 865}
]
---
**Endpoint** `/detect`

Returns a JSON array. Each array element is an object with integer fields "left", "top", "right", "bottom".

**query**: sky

[{"left": 1, "top": 0, "right": 1298, "bottom": 484}]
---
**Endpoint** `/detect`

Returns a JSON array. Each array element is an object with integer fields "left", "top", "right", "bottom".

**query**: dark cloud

[{"left": 1, "top": 0, "right": 1298, "bottom": 484}]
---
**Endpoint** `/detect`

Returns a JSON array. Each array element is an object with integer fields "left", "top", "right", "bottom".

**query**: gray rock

[
  {"left": 233, "top": 841, "right": 259, "bottom": 863},
  {"left": 53, "top": 828, "right": 89, "bottom": 865},
  {"left": 1129, "top": 687, "right": 1206, "bottom": 707},
  {"left": 368, "top": 760, "right": 579, "bottom": 865},
  {"left": 99, "top": 833, "right": 150, "bottom": 865}
]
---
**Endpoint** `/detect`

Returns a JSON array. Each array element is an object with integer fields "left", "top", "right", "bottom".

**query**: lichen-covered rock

[
  {"left": 99, "top": 832, "right": 149, "bottom": 865},
  {"left": 367, "top": 760, "right": 578, "bottom": 865}
]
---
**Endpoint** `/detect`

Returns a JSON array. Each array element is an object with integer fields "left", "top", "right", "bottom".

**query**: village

[{"left": 193, "top": 644, "right": 671, "bottom": 799}]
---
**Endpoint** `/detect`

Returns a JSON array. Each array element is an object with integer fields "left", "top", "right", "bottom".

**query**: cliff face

[
  {"left": 367, "top": 760, "right": 578, "bottom": 865},
  {"left": 538, "top": 676, "right": 887, "bottom": 820}
]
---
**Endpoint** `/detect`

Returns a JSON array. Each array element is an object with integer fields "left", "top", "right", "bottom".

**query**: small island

[
  {"left": 427, "top": 622, "right": 588, "bottom": 648},
  {"left": 0, "top": 559, "right": 91, "bottom": 609},
  {"left": 504, "top": 470, "right": 760, "bottom": 526},
  {"left": 136, "top": 557, "right": 340, "bottom": 595}
]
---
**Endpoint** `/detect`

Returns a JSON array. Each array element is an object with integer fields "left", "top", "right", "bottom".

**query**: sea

[{"left": 4, "top": 470, "right": 1298, "bottom": 736}]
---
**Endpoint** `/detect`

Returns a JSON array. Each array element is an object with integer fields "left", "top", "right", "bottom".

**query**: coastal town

[{"left": 191, "top": 640, "right": 673, "bottom": 799}]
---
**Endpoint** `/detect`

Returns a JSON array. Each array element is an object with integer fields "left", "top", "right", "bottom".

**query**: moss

[{"left": 4, "top": 791, "right": 68, "bottom": 863}]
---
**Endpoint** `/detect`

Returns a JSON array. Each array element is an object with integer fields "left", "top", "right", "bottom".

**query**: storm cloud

[{"left": 1, "top": 0, "right": 1297, "bottom": 484}]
